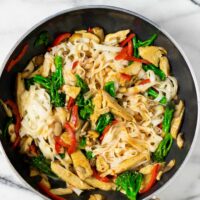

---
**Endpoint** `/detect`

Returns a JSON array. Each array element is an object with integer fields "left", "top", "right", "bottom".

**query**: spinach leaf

[
  {"left": 30, "top": 155, "right": 57, "bottom": 178},
  {"left": 34, "top": 31, "right": 49, "bottom": 47},
  {"left": 96, "top": 112, "right": 114, "bottom": 134},
  {"left": 104, "top": 81, "right": 116, "bottom": 97},
  {"left": 75, "top": 74, "right": 89, "bottom": 93}
]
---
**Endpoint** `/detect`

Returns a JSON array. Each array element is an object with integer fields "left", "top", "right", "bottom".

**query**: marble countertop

[{"left": 0, "top": 0, "right": 200, "bottom": 199}]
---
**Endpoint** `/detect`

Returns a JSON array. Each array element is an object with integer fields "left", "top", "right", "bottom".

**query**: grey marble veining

[{"left": 0, "top": 0, "right": 200, "bottom": 199}]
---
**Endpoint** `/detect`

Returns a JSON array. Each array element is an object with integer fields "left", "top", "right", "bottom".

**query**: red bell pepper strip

[
  {"left": 158, "top": 123, "right": 162, "bottom": 129},
  {"left": 71, "top": 105, "right": 79, "bottom": 128},
  {"left": 29, "top": 144, "right": 38, "bottom": 156},
  {"left": 38, "top": 182, "right": 65, "bottom": 200},
  {"left": 139, "top": 79, "right": 150, "bottom": 85},
  {"left": 5, "top": 100, "right": 21, "bottom": 148},
  {"left": 100, "top": 120, "right": 118, "bottom": 141},
  {"left": 127, "top": 40, "right": 133, "bottom": 57},
  {"left": 115, "top": 46, "right": 128, "bottom": 60},
  {"left": 52, "top": 33, "right": 71, "bottom": 46},
  {"left": 120, "top": 73, "right": 132, "bottom": 81},
  {"left": 6, "top": 44, "right": 28, "bottom": 72},
  {"left": 54, "top": 136, "right": 69, "bottom": 149},
  {"left": 120, "top": 33, "right": 135, "bottom": 47},
  {"left": 67, "top": 97, "right": 75, "bottom": 110},
  {"left": 139, "top": 164, "right": 160, "bottom": 194},
  {"left": 88, "top": 27, "right": 93, "bottom": 33},
  {"left": 126, "top": 56, "right": 150, "bottom": 65},
  {"left": 72, "top": 61, "right": 79, "bottom": 69},
  {"left": 55, "top": 141, "right": 62, "bottom": 154},
  {"left": 93, "top": 169, "right": 110, "bottom": 182},
  {"left": 65, "top": 122, "right": 77, "bottom": 154}
]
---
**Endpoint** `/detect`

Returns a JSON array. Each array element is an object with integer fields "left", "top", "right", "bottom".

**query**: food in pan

[{"left": 1, "top": 27, "right": 185, "bottom": 200}]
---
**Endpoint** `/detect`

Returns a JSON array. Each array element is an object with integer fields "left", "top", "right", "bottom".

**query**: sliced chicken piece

[
  {"left": 120, "top": 62, "right": 142, "bottom": 75},
  {"left": 159, "top": 56, "right": 170, "bottom": 76},
  {"left": 170, "top": 100, "right": 185, "bottom": 139},
  {"left": 104, "top": 29, "right": 130, "bottom": 45},
  {"left": 63, "top": 85, "right": 81, "bottom": 99},
  {"left": 51, "top": 161, "right": 93, "bottom": 190},
  {"left": 96, "top": 156, "right": 109, "bottom": 173},
  {"left": 125, "top": 82, "right": 155, "bottom": 95},
  {"left": 71, "top": 150, "right": 93, "bottom": 180},
  {"left": 92, "top": 27, "right": 104, "bottom": 42},
  {"left": 113, "top": 153, "right": 149, "bottom": 174},
  {"left": 102, "top": 90, "right": 133, "bottom": 121},
  {"left": 85, "top": 177, "right": 115, "bottom": 191},
  {"left": 138, "top": 46, "right": 167, "bottom": 67},
  {"left": 50, "top": 188, "right": 73, "bottom": 195}
]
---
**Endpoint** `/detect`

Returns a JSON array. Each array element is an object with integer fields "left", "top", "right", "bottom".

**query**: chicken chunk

[
  {"left": 102, "top": 90, "right": 133, "bottom": 121},
  {"left": 71, "top": 150, "right": 93, "bottom": 180},
  {"left": 85, "top": 177, "right": 114, "bottom": 191},
  {"left": 104, "top": 29, "right": 130, "bottom": 45},
  {"left": 51, "top": 161, "right": 93, "bottom": 190},
  {"left": 138, "top": 46, "right": 167, "bottom": 67}
]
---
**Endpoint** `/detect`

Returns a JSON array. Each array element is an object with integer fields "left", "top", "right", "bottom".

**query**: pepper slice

[
  {"left": 38, "top": 181, "right": 65, "bottom": 200},
  {"left": 65, "top": 122, "right": 77, "bottom": 154},
  {"left": 54, "top": 136, "right": 69, "bottom": 149},
  {"left": 140, "top": 164, "right": 160, "bottom": 194},
  {"left": 72, "top": 61, "right": 79, "bottom": 69},
  {"left": 139, "top": 79, "right": 150, "bottom": 85},
  {"left": 120, "top": 33, "right": 135, "bottom": 47},
  {"left": 67, "top": 97, "right": 75, "bottom": 110},
  {"left": 93, "top": 169, "right": 110, "bottom": 182},
  {"left": 120, "top": 73, "right": 132, "bottom": 81},
  {"left": 6, "top": 44, "right": 28, "bottom": 72},
  {"left": 115, "top": 46, "right": 128, "bottom": 60},
  {"left": 127, "top": 40, "right": 133, "bottom": 57},
  {"left": 71, "top": 105, "right": 79, "bottom": 128},
  {"left": 100, "top": 120, "right": 118, "bottom": 141},
  {"left": 52, "top": 33, "right": 71, "bottom": 46},
  {"left": 5, "top": 99, "right": 21, "bottom": 148}
]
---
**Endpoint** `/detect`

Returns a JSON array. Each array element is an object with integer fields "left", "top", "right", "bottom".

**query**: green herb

[
  {"left": 34, "top": 31, "right": 49, "bottom": 47},
  {"left": 132, "top": 36, "right": 139, "bottom": 57},
  {"left": 153, "top": 133, "right": 173, "bottom": 162},
  {"left": 115, "top": 171, "right": 143, "bottom": 200},
  {"left": 96, "top": 112, "right": 114, "bottom": 134},
  {"left": 85, "top": 150, "right": 94, "bottom": 160},
  {"left": 137, "top": 34, "right": 157, "bottom": 47},
  {"left": 25, "top": 56, "right": 65, "bottom": 107},
  {"left": 79, "top": 136, "right": 86, "bottom": 149},
  {"left": 143, "top": 64, "right": 166, "bottom": 81},
  {"left": 30, "top": 155, "right": 57, "bottom": 178},
  {"left": 2, "top": 117, "right": 13, "bottom": 138},
  {"left": 75, "top": 74, "right": 89, "bottom": 93},
  {"left": 147, "top": 88, "right": 167, "bottom": 105},
  {"left": 104, "top": 81, "right": 116, "bottom": 97},
  {"left": 162, "top": 102, "right": 175, "bottom": 134},
  {"left": 132, "top": 34, "right": 157, "bottom": 58},
  {"left": 76, "top": 94, "right": 94, "bottom": 120},
  {"left": 59, "top": 153, "right": 65, "bottom": 159}
]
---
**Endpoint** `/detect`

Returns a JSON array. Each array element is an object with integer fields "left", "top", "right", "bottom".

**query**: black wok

[{"left": 0, "top": 6, "right": 199, "bottom": 200}]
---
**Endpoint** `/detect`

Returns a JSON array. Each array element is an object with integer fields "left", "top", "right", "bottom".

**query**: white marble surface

[{"left": 0, "top": 0, "right": 200, "bottom": 199}]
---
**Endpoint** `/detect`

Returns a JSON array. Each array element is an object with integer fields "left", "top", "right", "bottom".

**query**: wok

[{"left": 0, "top": 6, "right": 199, "bottom": 200}]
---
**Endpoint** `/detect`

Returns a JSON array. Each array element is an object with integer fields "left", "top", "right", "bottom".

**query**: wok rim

[{"left": 0, "top": 5, "right": 199, "bottom": 200}]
